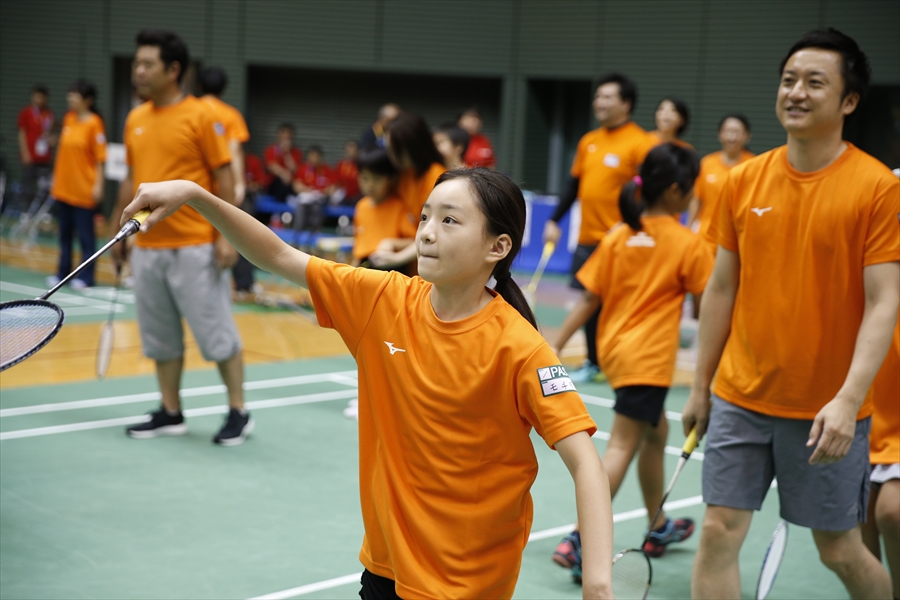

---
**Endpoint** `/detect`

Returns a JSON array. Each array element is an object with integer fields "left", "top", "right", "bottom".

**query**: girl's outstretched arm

[
  {"left": 121, "top": 180, "right": 312, "bottom": 288},
  {"left": 552, "top": 291, "right": 602, "bottom": 357},
  {"left": 556, "top": 430, "right": 613, "bottom": 600}
]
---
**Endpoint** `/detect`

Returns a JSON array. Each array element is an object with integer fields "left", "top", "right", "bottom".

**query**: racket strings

[
  {"left": 612, "top": 549, "right": 652, "bottom": 599},
  {"left": 0, "top": 303, "right": 63, "bottom": 366}
]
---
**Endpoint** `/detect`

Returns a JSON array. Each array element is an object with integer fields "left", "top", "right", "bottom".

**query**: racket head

[
  {"left": 0, "top": 299, "right": 65, "bottom": 371},
  {"left": 756, "top": 520, "right": 789, "bottom": 600},
  {"left": 96, "top": 320, "right": 114, "bottom": 380},
  {"left": 611, "top": 547, "right": 652, "bottom": 600}
]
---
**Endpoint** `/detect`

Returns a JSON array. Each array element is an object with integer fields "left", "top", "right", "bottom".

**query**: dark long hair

[
  {"left": 386, "top": 111, "right": 444, "bottom": 177},
  {"left": 434, "top": 168, "right": 537, "bottom": 330},
  {"left": 658, "top": 96, "right": 690, "bottom": 137},
  {"left": 619, "top": 143, "right": 699, "bottom": 232},
  {"left": 70, "top": 79, "right": 101, "bottom": 118}
]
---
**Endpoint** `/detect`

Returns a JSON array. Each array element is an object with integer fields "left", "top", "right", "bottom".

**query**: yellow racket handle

[
  {"left": 682, "top": 427, "right": 699, "bottom": 455},
  {"left": 132, "top": 208, "right": 152, "bottom": 225},
  {"left": 541, "top": 241, "right": 555, "bottom": 258}
]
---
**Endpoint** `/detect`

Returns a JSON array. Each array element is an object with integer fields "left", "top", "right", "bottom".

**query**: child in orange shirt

[
  {"left": 551, "top": 143, "right": 713, "bottom": 580},
  {"left": 123, "top": 168, "right": 614, "bottom": 599}
]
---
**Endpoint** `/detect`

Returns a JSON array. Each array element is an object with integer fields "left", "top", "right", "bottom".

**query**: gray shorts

[
  {"left": 131, "top": 245, "right": 242, "bottom": 362},
  {"left": 702, "top": 395, "right": 871, "bottom": 531}
]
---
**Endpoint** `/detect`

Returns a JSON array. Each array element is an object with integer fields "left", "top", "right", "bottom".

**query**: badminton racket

[
  {"left": 611, "top": 428, "right": 699, "bottom": 599},
  {"left": 524, "top": 241, "right": 555, "bottom": 306},
  {"left": 0, "top": 209, "right": 149, "bottom": 372},
  {"left": 756, "top": 520, "right": 789, "bottom": 599},
  {"left": 96, "top": 263, "right": 123, "bottom": 379}
]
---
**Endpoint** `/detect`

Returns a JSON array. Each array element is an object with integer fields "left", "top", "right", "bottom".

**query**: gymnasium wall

[{"left": 1, "top": 0, "right": 898, "bottom": 187}]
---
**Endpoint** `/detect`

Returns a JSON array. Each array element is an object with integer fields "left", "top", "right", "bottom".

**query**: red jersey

[
  {"left": 295, "top": 163, "right": 336, "bottom": 191},
  {"left": 335, "top": 158, "right": 360, "bottom": 198},
  {"left": 264, "top": 144, "right": 303, "bottom": 176},
  {"left": 245, "top": 154, "right": 270, "bottom": 188},
  {"left": 464, "top": 133, "right": 496, "bottom": 168},
  {"left": 17, "top": 105, "right": 55, "bottom": 164}
]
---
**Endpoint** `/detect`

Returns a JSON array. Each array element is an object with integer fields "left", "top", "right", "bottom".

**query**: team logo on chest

[
  {"left": 537, "top": 365, "right": 576, "bottom": 396},
  {"left": 384, "top": 342, "right": 406, "bottom": 355}
]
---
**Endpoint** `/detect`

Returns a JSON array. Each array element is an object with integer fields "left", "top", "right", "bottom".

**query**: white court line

[
  {"left": 0, "top": 280, "right": 125, "bottom": 312},
  {"left": 0, "top": 389, "right": 359, "bottom": 440},
  {"left": 249, "top": 495, "right": 708, "bottom": 600},
  {"left": 0, "top": 370, "right": 358, "bottom": 418}
]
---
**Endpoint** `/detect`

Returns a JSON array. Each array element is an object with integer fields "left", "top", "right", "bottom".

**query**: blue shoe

[
  {"left": 642, "top": 517, "right": 695, "bottom": 557},
  {"left": 552, "top": 530, "right": 581, "bottom": 569},
  {"left": 569, "top": 361, "right": 601, "bottom": 383}
]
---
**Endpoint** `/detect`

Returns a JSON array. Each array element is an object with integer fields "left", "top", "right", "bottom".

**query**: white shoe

[
  {"left": 45, "top": 275, "right": 61, "bottom": 288},
  {"left": 343, "top": 399, "right": 358, "bottom": 421},
  {"left": 69, "top": 279, "right": 89, "bottom": 291}
]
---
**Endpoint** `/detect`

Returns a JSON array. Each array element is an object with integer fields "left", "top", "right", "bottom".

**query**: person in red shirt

[
  {"left": 459, "top": 107, "right": 496, "bottom": 168},
  {"left": 16, "top": 84, "right": 56, "bottom": 210},
  {"left": 244, "top": 153, "right": 269, "bottom": 195},
  {"left": 264, "top": 123, "right": 302, "bottom": 202},
  {"left": 290, "top": 145, "right": 337, "bottom": 241},
  {"left": 334, "top": 139, "right": 361, "bottom": 204}
]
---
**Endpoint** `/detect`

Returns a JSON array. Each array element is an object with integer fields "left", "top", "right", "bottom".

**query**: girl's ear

[{"left": 486, "top": 233, "right": 512, "bottom": 265}]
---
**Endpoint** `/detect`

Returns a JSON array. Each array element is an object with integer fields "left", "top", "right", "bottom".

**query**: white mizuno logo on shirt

[
  {"left": 751, "top": 207, "right": 773, "bottom": 216},
  {"left": 384, "top": 342, "right": 406, "bottom": 355},
  {"left": 626, "top": 232, "right": 656, "bottom": 247}
]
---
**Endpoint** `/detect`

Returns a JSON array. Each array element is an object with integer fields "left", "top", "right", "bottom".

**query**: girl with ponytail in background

[
  {"left": 551, "top": 143, "right": 713, "bottom": 582},
  {"left": 119, "top": 167, "right": 614, "bottom": 600}
]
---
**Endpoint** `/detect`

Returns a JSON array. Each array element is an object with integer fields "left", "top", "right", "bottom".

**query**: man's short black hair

[
  {"left": 356, "top": 146, "right": 397, "bottom": 177},
  {"left": 197, "top": 67, "right": 228, "bottom": 96},
  {"left": 718, "top": 113, "right": 751, "bottom": 133},
  {"left": 307, "top": 144, "right": 324, "bottom": 156},
  {"left": 135, "top": 29, "right": 190, "bottom": 84},
  {"left": 32, "top": 84, "right": 49, "bottom": 96},
  {"left": 596, "top": 72, "right": 638, "bottom": 113},
  {"left": 779, "top": 28, "right": 871, "bottom": 103},
  {"left": 278, "top": 122, "right": 295, "bottom": 133}
]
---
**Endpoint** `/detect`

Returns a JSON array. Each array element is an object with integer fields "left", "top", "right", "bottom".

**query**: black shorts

[
  {"left": 614, "top": 385, "right": 668, "bottom": 427},
  {"left": 359, "top": 569, "right": 402, "bottom": 600},
  {"left": 569, "top": 243, "right": 598, "bottom": 290}
]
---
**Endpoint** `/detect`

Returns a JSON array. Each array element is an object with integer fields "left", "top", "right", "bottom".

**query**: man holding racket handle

[
  {"left": 684, "top": 29, "right": 899, "bottom": 600},
  {"left": 109, "top": 29, "right": 253, "bottom": 446}
]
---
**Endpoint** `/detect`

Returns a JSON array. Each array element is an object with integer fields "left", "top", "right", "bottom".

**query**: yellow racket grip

[
  {"left": 132, "top": 208, "right": 152, "bottom": 225},
  {"left": 682, "top": 427, "right": 699, "bottom": 455},
  {"left": 542, "top": 241, "right": 555, "bottom": 257}
]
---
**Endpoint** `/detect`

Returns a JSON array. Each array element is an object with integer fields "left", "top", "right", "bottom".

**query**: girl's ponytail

[{"left": 619, "top": 178, "right": 645, "bottom": 232}]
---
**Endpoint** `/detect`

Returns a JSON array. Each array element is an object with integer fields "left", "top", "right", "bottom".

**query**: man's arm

[
  {"left": 683, "top": 246, "right": 740, "bottom": 438},
  {"left": 808, "top": 261, "right": 900, "bottom": 464},
  {"left": 543, "top": 176, "right": 580, "bottom": 245},
  {"left": 18, "top": 129, "right": 31, "bottom": 165},
  {"left": 556, "top": 431, "right": 614, "bottom": 599},
  {"left": 228, "top": 140, "right": 246, "bottom": 205}
]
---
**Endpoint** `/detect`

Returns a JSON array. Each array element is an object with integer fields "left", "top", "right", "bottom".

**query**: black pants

[
  {"left": 570, "top": 243, "right": 601, "bottom": 367},
  {"left": 56, "top": 201, "right": 96, "bottom": 285},
  {"left": 359, "top": 569, "right": 402, "bottom": 600}
]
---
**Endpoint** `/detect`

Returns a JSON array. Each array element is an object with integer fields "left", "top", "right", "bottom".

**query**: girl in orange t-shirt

[
  {"left": 368, "top": 111, "right": 446, "bottom": 271},
  {"left": 123, "top": 168, "right": 614, "bottom": 599},
  {"left": 48, "top": 79, "right": 107, "bottom": 288},
  {"left": 550, "top": 143, "right": 713, "bottom": 574},
  {"left": 647, "top": 97, "right": 693, "bottom": 150}
]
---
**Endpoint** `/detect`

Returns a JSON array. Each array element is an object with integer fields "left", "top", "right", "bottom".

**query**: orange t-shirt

[
  {"left": 578, "top": 217, "right": 713, "bottom": 388},
  {"left": 647, "top": 132, "right": 694, "bottom": 150},
  {"left": 714, "top": 144, "right": 900, "bottom": 419},
  {"left": 50, "top": 112, "right": 107, "bottom": 209},
  {"left": 870, "top": 320, "right": 900, "bottom": 465},
  {"left": 201, "top": 95, "right": 249, "bottom": 143},
  {"left": 352, "top": 196, "right": 418, "bottom": 260},
  {"left": 124, "top": 96, "right": 231, "bottom": 248},
  {"left": 306, "top": 258, "right": 596, "bottom": 600},
  {"left": 570, "top": 122, "right": 654, "bottom": 245},
  {"left": 396, "top": 162, "right": 445, "bottom": 217},
  {"left": 696, "top": 150, "right": 754, "bottom": 243}
]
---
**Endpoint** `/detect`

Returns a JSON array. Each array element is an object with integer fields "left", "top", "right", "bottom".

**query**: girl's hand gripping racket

[
  {"left": 524, "top": 241, "right": 555, "bottom": 307},
  {"left": 756, "top": 520, "right": 789, "bottom": 599},
  {"left": 0, "top": 209, "right": 150, "bottom": 372},
  {"left": 611, "top": 428, "right": 699, "bottom": 600}
]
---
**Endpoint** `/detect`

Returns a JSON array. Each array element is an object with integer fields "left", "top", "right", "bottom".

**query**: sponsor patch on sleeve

[{"left": 536, "top": 365, "right": 577, "bottom": 397}]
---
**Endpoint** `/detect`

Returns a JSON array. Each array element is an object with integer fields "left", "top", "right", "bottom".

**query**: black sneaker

[
  {"left": 127, "top": 407, "right": 188, "bottom": 438},
  {"left": 213, "top": 408, "right": 254, "bottom": 446}
]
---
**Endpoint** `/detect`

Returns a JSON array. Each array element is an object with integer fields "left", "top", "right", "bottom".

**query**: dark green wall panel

[
  {"left": 822, "top": 0, "right": 900, "bottom": 85},
  {"left": 109, "top": 0, "right": 208, "bottom": 59},
  {"left": 518, "top": 0, "right": 601, "bottom": 77}
]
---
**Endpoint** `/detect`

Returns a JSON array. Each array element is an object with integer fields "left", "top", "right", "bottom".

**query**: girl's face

[
  {"left": 416, "top": 179, "right": 508, "bottom": 285},
  {"left": 718, "top": 118, "right": 750, "bottom": 154},
  {"left": 67, "top": 91, "right": 88, "bottom": 112},
  {"left": 655, "top": 100, "right": 683, "bottom": 135}
]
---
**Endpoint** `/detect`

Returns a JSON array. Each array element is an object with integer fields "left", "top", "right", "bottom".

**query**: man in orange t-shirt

[
  {"left": 110, "top": 29, "right": 252, "bottom": 447},
  {"left": 198, "top": 66, "right": 257, "bottom": 295},
  {"left": 684, "top": 30, "right": 899, "bottom": 599},
  {"left": 543, "top": 73, "right": 654, "bottom": 382}
]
